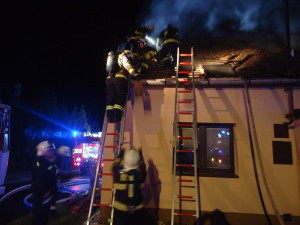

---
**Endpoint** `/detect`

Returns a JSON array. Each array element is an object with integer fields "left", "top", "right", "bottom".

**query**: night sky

[{"left": 2, "top": 0, "right": 300, "bottom": 130}]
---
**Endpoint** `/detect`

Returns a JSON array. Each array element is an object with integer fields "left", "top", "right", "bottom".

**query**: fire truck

[
  {"left": 72, "top": 131, "right": 101, "bottom": 167},
  {"left": 0, "top": 103, "right": 10, "bottom": 195}
]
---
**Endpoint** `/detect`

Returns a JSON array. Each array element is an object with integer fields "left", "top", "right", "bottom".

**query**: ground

[{"left": 1, "top": 170, "right": 92, "bottom": 225}]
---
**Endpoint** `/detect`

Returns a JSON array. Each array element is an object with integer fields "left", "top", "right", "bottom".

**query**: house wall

[{"left": 124, "top": 86, "right": 300, "bottom": 222}]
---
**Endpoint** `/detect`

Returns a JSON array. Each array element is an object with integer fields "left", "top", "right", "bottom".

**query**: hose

[
  {"left": 243, "top": 79, "right": 285, "bottom": 225},
  {"left": 0, "top": 178, "right": 90, "bottom": 209}
]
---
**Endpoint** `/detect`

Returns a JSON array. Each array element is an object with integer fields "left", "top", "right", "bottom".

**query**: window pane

[{"left": 207, "top": 128, "right": 231, "bottom": 169}]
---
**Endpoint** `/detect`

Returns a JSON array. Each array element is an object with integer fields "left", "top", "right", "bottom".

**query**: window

[{"left": 175, "top": 123, "right": 237, "bottom": 177}]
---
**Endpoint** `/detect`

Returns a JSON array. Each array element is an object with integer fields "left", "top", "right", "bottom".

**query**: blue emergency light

[{"left": 72, "top": 131, "right": 78, "bottom": 137}]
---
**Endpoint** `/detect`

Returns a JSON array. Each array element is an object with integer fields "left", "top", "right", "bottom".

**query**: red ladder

[
  {"left": 171, "top": 47, "right": 200, "bottom": 225},
  {"left": 86, "top": 105, "right": 127, "bottom": 225}
]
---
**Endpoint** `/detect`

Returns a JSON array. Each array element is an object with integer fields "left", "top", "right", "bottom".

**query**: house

[{"left": 100, "top": 37, "right": 300, "bottom": 225}]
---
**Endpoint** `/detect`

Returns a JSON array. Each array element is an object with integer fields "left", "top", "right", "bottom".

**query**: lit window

[{"left": 175, "top": 123, "right": 237, "bottom": 178}]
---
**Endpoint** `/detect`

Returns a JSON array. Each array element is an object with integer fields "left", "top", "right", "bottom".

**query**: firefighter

[
  {"left": 157, "top": 24, "right": 180, "bottom": 66},
  {"left": 125, "top": 24, "right": 154, "bottom": 54},
  {"left": 112, "top": 148, "right": 147, "bottom": 225},
  {"left": 31, "top": 141, "right": 57, "bottom": 225},
  {"left": 106, "top": 50, "right": 141, "bottom": 123}
]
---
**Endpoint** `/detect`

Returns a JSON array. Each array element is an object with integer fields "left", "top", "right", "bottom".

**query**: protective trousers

[
  {"left": 32, "top": 194, "right": 52, "bottom": 225},
  {"left": 113, "top": 208, "right": 144, "bottom": 225},
  {"left": 106, "top": 77, "right": 128, "bottom": 122},
  {"left": 158, "top": 42, "right": 179, "bottom": 65}
]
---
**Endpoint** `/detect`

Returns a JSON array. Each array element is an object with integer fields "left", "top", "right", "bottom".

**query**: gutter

[{"left": 136, "top": 78, "right": 300, "bottom": 88}]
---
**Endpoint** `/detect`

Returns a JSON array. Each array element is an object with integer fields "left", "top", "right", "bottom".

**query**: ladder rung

[
  {"left": 96, "top": 188, "right": 113, "bottom": 191},
  {"left": 108, "top": 121, "right": 121, "bottom": 124},
  {"left": 99, "top": 173, "right": 113, "bottom": 176},
  {"left": 179, "top": 62, "right": 191, "bottom": 65},
  {"left": 104, "top": 145, "right": 118, "bottom": 148},
  {"left": 176, "top": 164, "right": 194, "bottom": 167},
  {"left": 178, "top": 179, "right": 193, "bottom": 182},
  {"left": 179, "top": 81, "right": 192, "bottom": 84},
  {"left": 178, "top": 124, "right": 193, "bottom": 127},
  {"left": 178, "top": 101, "right": 192, "bottom": 103},
  {"left": 180, "top": 54, "right": 191, "bottom": 57},
  {"left": 174, "top": 213, "right": 196, "bottom": 217},
  {"left": 177, "top": 150, "right": 194, "bottom": 153},
  {"left": 93, "top": 204, "right": 112, "bottom": 207},
  {"left": 103, "top": 159, "right": 114, "bottom": 161},
  {"left": 178, "top": 90, "right": 192, "bottom": 93},
  {"left": 175, "top": 195, "right": 195, "bottom": 199},
  {"left": 179, "top": 112, "right": 193, "bottom": 115},
  {"left": 107, "top": 133, "right": 119, "bottom": 135},
  {"left": 179, "top": 71, "right": 191, "bottom": 74},
  {"left": 178, "top": 136, "right": 193, "bottom": 139}
]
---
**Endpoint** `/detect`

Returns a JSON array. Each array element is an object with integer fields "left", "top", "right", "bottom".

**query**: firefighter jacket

[
  {"left": 112, "top": 151, "right": 147, "bottom": 212},
  {"left": 32, "top": 156, "right": 57, "bottom": 203},
  {"left": 127, "top": 24, "right": 147, "bottom": 41},
  {"left": 142, "top": 46, "right": 157, "bottom": 72},
  {"left": 157, "top": 25, "right": 180, "bottom": 46},
  {"left": 113, "top": 50, "right": 140, "bottom": 80}
]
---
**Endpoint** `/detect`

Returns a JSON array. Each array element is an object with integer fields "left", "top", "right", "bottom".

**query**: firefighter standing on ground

[
  {"left": 112, "top": 148, "right": 147, "bottom": 225},
  {"left": 157, "top": 24, "right": 180, "bottom": 66},
  {"left": 106, "top": 50, "right": 141, "bottom": 123},
  {"left": 31, "top": 141, "right": 57, "bottom": 225}
]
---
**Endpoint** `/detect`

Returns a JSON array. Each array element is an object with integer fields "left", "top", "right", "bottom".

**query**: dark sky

[
  {"left": 2, "top": 0, "right": 147, "bottom": 129},
  {"left": 2, "top": 0, "right": 300, "bottom": 130}
]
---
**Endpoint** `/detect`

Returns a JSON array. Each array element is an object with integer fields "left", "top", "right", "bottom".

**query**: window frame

[{"left": 175, "top": 123, "right": 238, "bottom": 178}]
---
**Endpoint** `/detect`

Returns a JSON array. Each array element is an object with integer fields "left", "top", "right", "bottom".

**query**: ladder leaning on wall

[
  {"left": 86, "top": 103, "right": 128, "bottom": 225},
  {"left": 171, "top": 47, "right": 200, "bottom": 225}
]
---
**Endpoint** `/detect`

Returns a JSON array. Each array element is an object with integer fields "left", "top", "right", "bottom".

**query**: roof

[{"left": 143, "top": 35, "right": 300, "bottom": 82}]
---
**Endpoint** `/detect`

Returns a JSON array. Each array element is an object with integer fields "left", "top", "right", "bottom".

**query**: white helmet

[
  {"left": 36, "top": 141, "right": 55, "bottom": 157},
  {"left": 57, "top": 146, "right": 71, "bottom": 157},
  {"left": 124, "top": 149, "right": 140, "bottom": 171}
]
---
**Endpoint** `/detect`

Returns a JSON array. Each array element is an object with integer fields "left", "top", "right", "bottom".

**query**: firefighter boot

[
  {"left": 106, "top": 109, "right": 114, "bottom": 123},
  {"left": 113, "top": 109, "right": 123, "bottom": 123}
]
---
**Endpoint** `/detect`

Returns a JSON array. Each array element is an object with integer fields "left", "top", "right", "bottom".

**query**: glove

[{"left": 118, "top": 147, "right": 125, "bottom": 158}]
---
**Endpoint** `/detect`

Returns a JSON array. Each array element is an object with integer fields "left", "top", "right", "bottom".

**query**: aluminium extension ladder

[
  {"left": 86, "top": 104, "right": 127, "bottom": 225},
  {"left": 171, "top": 47, "right": 200, "bottom": 225}
]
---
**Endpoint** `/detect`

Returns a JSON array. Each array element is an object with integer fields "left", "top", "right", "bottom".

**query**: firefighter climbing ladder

[
  {"left": 171, "top": 47, "right": 200, "bottom": 225},
  {"left": 86, "top": 105, "right": 127, "bottom": 225}
]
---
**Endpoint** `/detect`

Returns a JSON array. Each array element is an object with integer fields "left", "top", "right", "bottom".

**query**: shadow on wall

[
  {"left": 195, "top": 209, "right": 231, "bottom": 225},
  {"left": 142, "top": 159, "right": 161, "bottom": 225}
]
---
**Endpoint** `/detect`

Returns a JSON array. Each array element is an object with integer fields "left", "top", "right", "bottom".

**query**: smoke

[{"left": 139, "top": 0, "right": 300, "bottom": 39}]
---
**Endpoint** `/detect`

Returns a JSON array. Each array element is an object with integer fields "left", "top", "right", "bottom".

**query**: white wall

[{"left": 125, "top": 86, "right": 300, "bottom": 216}]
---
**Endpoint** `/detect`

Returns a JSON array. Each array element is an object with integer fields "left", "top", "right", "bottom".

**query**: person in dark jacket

[
  {"left": 31, "top": 141, "right": 57, "bottom": 225},
  {"left": 106, "top": 50, "right": 141, "bottom": 123},
  {"left": 112, "top": 148, "right": 147, "bottom": 225},
  {"left": 157, "top": 24, "right": 180, "bottom": 66},
  {"left": 125, "top": 24, "right": 154, "bottom": 54}
]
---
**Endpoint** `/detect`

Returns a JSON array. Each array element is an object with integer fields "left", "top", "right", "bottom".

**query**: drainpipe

[{"left": 284, "top": 86, "right": 295, "bottom": 125}]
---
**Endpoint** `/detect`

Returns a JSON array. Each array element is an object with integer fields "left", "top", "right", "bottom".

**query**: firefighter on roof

[
  {"left": 31, "top": 141, "right": 57, "bottom": 225},
  {"left": 106, "top": 50, "right": 141, "bottom": 123},
  {"left": 157, "top": 24, "right": 180, "bottom": 66},
  {"left": 112, "top": 148, "right": 147, "bottom": 225},
  {"left": 126, "top": 24, "right": 154, "bottom": 54}
]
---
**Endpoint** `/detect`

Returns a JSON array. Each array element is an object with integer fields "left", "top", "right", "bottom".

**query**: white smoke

[{"left": 140, "top": 0, "right": 300, "bottom": 39}]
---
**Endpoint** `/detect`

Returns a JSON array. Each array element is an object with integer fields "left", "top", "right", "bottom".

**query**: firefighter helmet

[
  {"left": 124, "top": 149, "right": 140, "bottom": 171},
  {"left": 36, "top": 141, "right": 55, "bottom": 157},
  {"left": 147, "top": 24, "right": 154, "bottom": 34},
  {"left": 137, "top": 38, "right": 146, "bottom": 49},
  {"left": 57, "top": 146, "right": 71, "bottom": 157}
]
